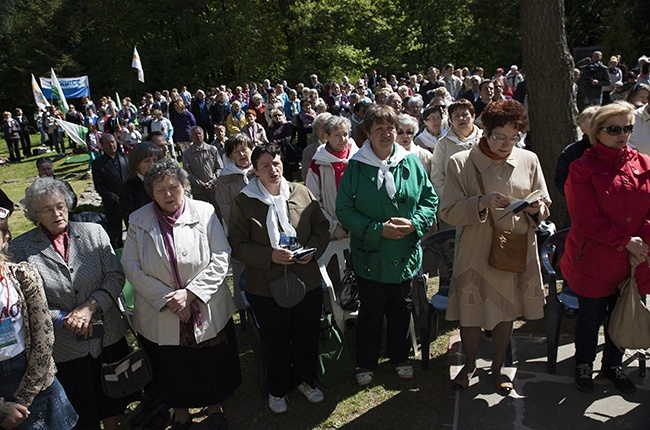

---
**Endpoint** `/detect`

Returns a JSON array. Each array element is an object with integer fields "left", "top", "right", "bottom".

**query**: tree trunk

[{"left": 521, "top": 0, "right": 576, "bottom": 228}]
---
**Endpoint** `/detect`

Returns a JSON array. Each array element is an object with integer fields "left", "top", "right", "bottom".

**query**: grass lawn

[{"left": 0, "top": 133, "right": 564, "bottom": 429}]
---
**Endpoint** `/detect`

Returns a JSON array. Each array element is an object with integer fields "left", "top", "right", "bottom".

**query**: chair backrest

[
  {"left": 318, "top": 238, "right": 350, "bottom": 284},
  {"left": 114, "top": 247, "right": 135, "bottom": 311},
  {"left": 420, "top": 229, "right": 456, "bottom": 288},
  {"left": 540, "top": 227, "right": 570, "bottom": 281}
]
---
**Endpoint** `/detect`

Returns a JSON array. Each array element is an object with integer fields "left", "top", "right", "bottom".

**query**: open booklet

[
  {"left": 494, "top": 189, "right": 547, "bottom": 221},
  {"left": 291, "top": 247, "right": 317, "bottom": 260}
]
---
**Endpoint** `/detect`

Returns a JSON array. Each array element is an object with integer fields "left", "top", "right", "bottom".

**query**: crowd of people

[{"left": 2, "top": 51, "right": 650, "bottom": 429}]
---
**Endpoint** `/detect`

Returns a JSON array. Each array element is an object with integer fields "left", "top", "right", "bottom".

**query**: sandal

[
  {"left": 452, "top": 366, "right": 477, "bottom": 390},
  {"left": 493, "top": 373, "right": 514, "bottom": 396},
  {"left": 356, "top": 368, "right": 374, "bottom": 386}
]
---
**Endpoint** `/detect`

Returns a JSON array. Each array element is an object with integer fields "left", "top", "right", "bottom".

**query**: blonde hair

[
  {"left": 577, "top": 106, "right": 599, "bottom": 134},
  {"left": 589, "top": 101, "right": 635, "bottom": 143}
]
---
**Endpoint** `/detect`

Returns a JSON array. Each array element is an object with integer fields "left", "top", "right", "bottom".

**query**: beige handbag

[
  {"left": 474, "top": 164, "right": 528, "bottom": 274},
  {"left": 608, "top": 266, "right": 650, "bottom": 350}
]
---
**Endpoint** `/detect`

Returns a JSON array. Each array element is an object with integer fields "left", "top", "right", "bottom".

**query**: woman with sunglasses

[{"left": 562, "top": 101, "right": 650, "bottom": 395}]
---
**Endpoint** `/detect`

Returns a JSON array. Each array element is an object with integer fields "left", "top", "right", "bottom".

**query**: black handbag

[
  {"left": 268, "top": 266, "right": 306, "bottom": 308},
  {"left": 338, "top": 267, "right": 360, "bottom": 311},
  {"left": 100, "top": 295, "right": 153, "bottom": 399}
]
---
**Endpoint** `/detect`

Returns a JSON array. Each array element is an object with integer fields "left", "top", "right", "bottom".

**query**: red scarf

[{"left": 478, "top": 136, "right": 507, "bottom": 160}]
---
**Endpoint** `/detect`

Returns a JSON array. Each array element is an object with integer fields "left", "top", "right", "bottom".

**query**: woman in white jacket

[
  {"left": 122, "top": 159, "right": 241, "bottom": 430},
  {"left": 431, "top": 99, "right": 483, "bottom": 199},
  {"left": 305, "top": 116, "right": 357, "bottom": 240}
]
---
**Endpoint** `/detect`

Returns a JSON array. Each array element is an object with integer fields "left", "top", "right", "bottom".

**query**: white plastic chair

[
  {"left": 318, "top": 238, "right": 357, "bottom": 334},
  {"left": 318, "top": 238, "right": 419, "bottom": 356}
]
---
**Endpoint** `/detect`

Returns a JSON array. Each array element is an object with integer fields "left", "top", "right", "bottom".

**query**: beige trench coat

[{"left": 440, "top": 146, "right": 550, "bottom": 330}]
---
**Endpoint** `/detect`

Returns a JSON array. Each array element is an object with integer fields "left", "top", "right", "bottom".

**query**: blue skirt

[{"left": 0, "top": 352, "right": 78, "bottom": 430}]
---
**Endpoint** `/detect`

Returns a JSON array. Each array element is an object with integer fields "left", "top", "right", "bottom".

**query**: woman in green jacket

[{"left": 336, "top": 105, "right": 438, "bottom": 386}]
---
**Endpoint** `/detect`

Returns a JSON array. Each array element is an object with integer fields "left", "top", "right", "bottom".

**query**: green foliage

[{"left": 0, "top": 0, "right": 644, "bottom": 115}]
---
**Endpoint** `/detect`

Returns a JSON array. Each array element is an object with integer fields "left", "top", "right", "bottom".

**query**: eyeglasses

[
  {"left": 273, "top": 114, "right": 283, "bottom": 118},
  {"left": 36, "top": 202, "right": 67, "bottom": 216},
  {"left": 397, "top": 130, "right": 415, "bottom": 136},
  {"left": 599, "top": 124, "right": 634, "bottom": 136},
  {"left": 491, "top": 131, "right": 525, "bottom": 145}
]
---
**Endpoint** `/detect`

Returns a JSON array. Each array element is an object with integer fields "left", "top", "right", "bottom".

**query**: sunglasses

[
  {"left": 397, "top": 130, "right": 415, "bottom": 136},
  {"left": 599, "top": 124, "right": 634, "bottom": 136}
]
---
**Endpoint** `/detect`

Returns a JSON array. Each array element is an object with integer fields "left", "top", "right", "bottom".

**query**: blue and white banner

[{"left": 40, "top": 75, "right": 90, "bottom": 99}]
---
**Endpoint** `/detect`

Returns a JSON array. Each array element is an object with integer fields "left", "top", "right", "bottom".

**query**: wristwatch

[{"left": 88, "top": 298, "right": 98, "bottom": 313}]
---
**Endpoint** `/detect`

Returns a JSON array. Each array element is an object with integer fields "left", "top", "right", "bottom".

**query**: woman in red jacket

[{"left": 562, "top": 101, "right": 650, "bottom": 395}]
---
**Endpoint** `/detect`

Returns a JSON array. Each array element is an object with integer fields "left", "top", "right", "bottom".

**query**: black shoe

[
  {"left": 601, "top": 366, "right": 636, "bottom": 394},
  {"left": 208, "top": 412, "right": 228, "bottom": 430},
  {"left": 575, "top": 363, "right": 594, "bottom": 393}
]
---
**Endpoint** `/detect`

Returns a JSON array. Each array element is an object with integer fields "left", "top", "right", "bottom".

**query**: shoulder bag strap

[{"left": 470, "top": 158, "right": 496, "bottom": 230}]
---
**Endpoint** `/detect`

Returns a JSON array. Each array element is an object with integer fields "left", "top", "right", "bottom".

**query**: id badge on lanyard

[{"left": 0, "top": 280, "right": 17, "bottom": 348}]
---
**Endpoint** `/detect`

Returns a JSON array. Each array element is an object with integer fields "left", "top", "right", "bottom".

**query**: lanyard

[{"left": 0, "top": 275, "right": 9, "bottom": 322}]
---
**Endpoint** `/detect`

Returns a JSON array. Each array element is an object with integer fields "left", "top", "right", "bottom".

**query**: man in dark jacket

[
  {"left": 190, "top": 89, "right": 213, "bottom": 143},
  {"left": 15, "top": 108, "right": 31, "bottom": 158},
  {"left": 92, "top": 133, "right": 130, "bottom": 248},
  {"left": 577, "top": 51, "right": 610, "bottom": 110}
]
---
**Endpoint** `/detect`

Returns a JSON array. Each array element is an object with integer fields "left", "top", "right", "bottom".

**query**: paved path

[{"left": 444, "top": 333, "right": 650, "bottom": 429}]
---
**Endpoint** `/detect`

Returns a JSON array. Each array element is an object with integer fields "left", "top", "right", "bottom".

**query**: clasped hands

[
  {"left": 63, "top": 301, "right": 96, "bottom": 338},
  {"left": 165, "top": 289, "right": 197, "bottom": 323},
  {"left": 627, "top": 236, "right": 649, "bottom": 268},
  {"left": 382, "top": 217, "right": 415, "bottom": 240}
]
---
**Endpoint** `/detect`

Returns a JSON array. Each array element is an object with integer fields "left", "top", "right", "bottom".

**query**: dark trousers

[
  {"left": 5, "top": 138, "right": 21, "bottom": 161},
  {"left": 105, "top": 210, "right": 127, "bottom": 249},
  {"left": 56, "top": 338, "right": 140, "bottom": 429},
  {"left": 48, "top": 131, "right": 65, "bottom": 154},
  {"left": 19, "top": 131, "right": 31, "bottom": 158},
  {"left": 247, "top": 287, "right": 322, "bottom": 397},
  {"left": 356, "top": 276, "right": 412, "bottom": 370},
  {"left": 575, "top": 293, "right": 622, "bottom": 368}
]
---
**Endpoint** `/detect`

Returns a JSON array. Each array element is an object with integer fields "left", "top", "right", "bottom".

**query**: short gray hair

[
  {"left": 23, "top": 177, "right": 75, "bottom": 224},
  {"left": 397, "top": 114, "right": 419, "bottom": 135},
  {"left": 143, "top": 159, "right": 190, "bottom": 198},
  {"left": 323, "top": 116, "right": 351, "bottom": 135},
  {"left": 312, "top": 113, "right": 333, "bottom": 133}
]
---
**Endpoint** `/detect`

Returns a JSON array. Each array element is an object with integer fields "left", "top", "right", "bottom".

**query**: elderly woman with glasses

[
  {"left": 121, "top": 159, "right": 241, "bottom": 429},
  {"left": 562, "top": 101, "right": 650, "bottom": 395},
  {"left": 10, "top": 177, "right": 135, "bottom": 430},
  {"left": 440, "top": 100, "right": 550, "bottom": 395}
]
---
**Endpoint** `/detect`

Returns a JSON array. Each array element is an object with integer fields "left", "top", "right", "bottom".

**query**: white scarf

[
  {"left": 242, "top": 177, "right": 296, "bottom": 247},
  {"left": 221, "top": 156, "right": 253, "bottom": 184},
  {"left": 312, "top": 142, "right": 358, "bottom": 165},
  {"left": 417, "top": 128, "right": 441, "bottom": 150},
  {"left": 352, "top": 139, "right": 409, "bottom": 199}
]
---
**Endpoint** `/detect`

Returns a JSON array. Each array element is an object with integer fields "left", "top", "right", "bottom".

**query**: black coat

[{"left": 91, "top": 152, "right": 130, "bottom": 213}]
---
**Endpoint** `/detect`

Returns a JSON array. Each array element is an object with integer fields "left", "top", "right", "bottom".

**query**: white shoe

[
  {"left": 395, "top": 363, "right": 414, "bottom": 379},
  {"left": 356, "top": 368, "right": 374, "bottom": 386},
  {"left": 268, "top": 394, "right": 288, "bottom": 413},
  {"left": 297, "top": 382, "right": 324, "bottom": 403}
]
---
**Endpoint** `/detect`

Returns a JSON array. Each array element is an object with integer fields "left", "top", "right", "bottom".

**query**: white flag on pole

[
  {"left": 132, "top": 47, "right": 145, "bottom": 83},
  {"left": 31, "top": 74, "right": 50, "bottom": 111},
  {"left": 50, "top": 68, "right": 69, "bottom": 115},
  {"left": 56, "top": 118, "right": 88, "bottom": 148}
]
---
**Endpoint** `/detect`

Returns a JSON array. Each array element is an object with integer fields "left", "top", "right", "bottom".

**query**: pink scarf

[{"left": 153, "top": 199, "right": 203, "bottom": 343}]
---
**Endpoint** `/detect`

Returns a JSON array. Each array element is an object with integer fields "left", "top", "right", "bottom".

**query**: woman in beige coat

[
  {"left": 440, "top": 100, "right": 550, "bottom": 395},
  {"left": 431, "top": 99, "right": 483, "bottom": 198},
  {"left": 215, "top": 133, "right": 255, "bottom": 311}
]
